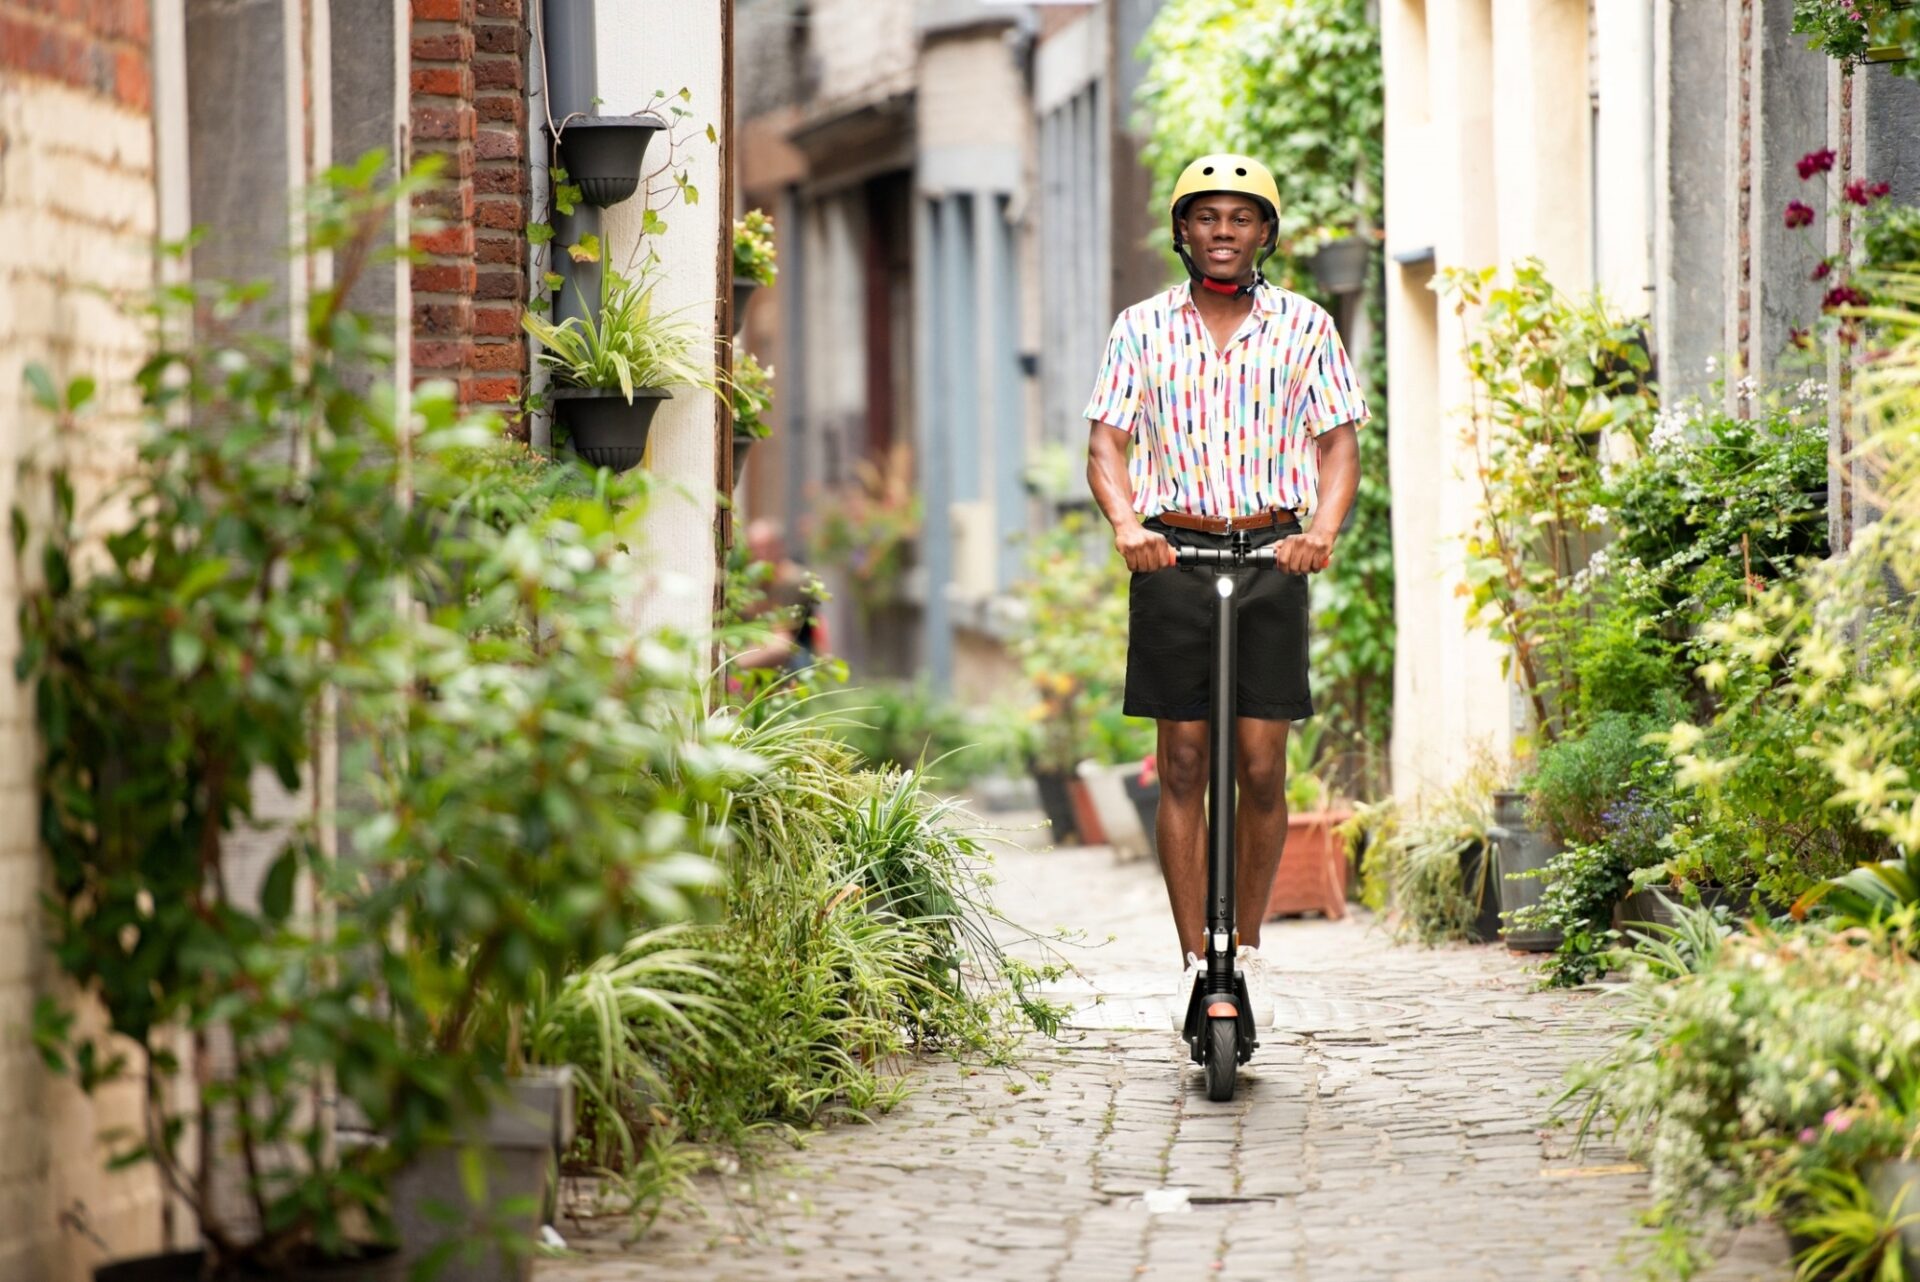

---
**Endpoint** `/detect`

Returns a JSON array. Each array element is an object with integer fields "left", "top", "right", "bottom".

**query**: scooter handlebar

[{"left": 1171, "top": 544, "right": 1259, "bottom": 568}]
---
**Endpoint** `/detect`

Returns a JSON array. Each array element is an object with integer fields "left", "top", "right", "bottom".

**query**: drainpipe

[{"left": 543, "top": 0, "right": 600, "bottom": 328}]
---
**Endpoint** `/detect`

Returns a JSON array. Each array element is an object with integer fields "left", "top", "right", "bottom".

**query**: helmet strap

[{"left": 1174, "top": 235, "right": 1268, "bottom": 300}]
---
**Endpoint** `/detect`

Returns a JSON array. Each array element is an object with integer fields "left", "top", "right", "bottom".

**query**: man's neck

[{"left": 1190, "top": 276, "right": 1255, "bottom": 320}]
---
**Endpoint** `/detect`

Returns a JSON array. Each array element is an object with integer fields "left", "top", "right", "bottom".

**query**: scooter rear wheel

[{"left": 1204, "top": 1017, "right": 1238, "bottom": 1101}]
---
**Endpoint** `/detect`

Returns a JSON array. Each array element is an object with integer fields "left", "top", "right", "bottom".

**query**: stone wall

[{"left": 0, "top": 3, "right": 166, "bottom": 1277}]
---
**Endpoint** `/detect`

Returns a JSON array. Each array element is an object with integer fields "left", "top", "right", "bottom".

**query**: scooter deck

[{"left": 1180, "top": 969, "right": 1259, "bottom": 1065}]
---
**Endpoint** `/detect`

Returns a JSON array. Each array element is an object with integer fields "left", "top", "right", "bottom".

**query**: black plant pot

[
  {"left": 1310, "top": 238, "right": 1371, "bottom": 295},
  {"left": 732, "top": 431, "right": 759, "bottom": 488},
  {"left": 732, "top": 275, "right": 760, "bottom": 333},
  {"left": 1458, "top": 840, "right": 1503, "bottom": 943},
  {"left": 1121, "top": 774, "right": 1160, "bottom": 862},
  {"left": 553, "top": 113, "right": 665, "bottom": 207},
  {"left": 97, "top": 1247, "right": 402, "bottom": 1281},
  {"left": 1029, "top": 765, "right": 1080, "bottom": 846},
  {"left": 551, "top": 385, "right": 670, "bottom": 472}
]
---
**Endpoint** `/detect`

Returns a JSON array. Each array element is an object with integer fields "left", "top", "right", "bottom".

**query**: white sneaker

[
  {"left": 1170, "top": 952, "right": 1203, "bottom": 1031},
  {"left": 1238, "top": 945, "right": 1274, "bottom": 1028}
]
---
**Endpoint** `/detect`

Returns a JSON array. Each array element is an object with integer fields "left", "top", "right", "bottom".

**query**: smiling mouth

[{"left": 1206, "top": 248, "right": 1240, "bottom": 260}]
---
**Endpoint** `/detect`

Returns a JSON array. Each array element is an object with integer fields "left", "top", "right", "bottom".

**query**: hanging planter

[
  {"left": 732, "top": 276, "right": 760, "bottom": 333},
  {"left": 731, "top": 430, "right": 758, "bottom": 488},
  {"left": 1310, "top": 238, "right": 1371, "bottom": 295},
  {"left": 551, "top": 386, "right": 670, "bottom": 472},
  {"left": 553, "top": 112, "right": 666, "bottom": 208}
]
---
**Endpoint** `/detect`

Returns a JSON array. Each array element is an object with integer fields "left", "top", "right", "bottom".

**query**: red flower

[
  {"left": 1823, "top": 284, "right": 1869, "bottom": 310},
  {"left": 1843, "top": 180, "right": 1889, "bottom": 206},
  {"left": 1784, "top": 200, "right": 1816, "bottom": 228},
  {"left": 1797, "top": 148, "right": 1836, "bottom": 179},
  {"left": 1812, "top": 260, "right": 1833, "bottom": 280}
]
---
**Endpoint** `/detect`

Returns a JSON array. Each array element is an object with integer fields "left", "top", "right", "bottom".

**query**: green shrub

[
  {"left": 1563, "top": 910, "right": 1920, "bottom": 1279},
  {"left": 1363, "top": 759, "right": 1499, "bottom": 944},
  {"left": 1525, "top": 709, "right": 1673, "bottom": 846}
]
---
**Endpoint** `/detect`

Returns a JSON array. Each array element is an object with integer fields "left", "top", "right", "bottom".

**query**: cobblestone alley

[{"left": 537, "top": 811, "right": 1793, "bottom": 1282}]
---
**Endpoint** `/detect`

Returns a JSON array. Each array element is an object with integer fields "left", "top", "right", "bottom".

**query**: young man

[{"left": 1082, "top": 153, "right": 1367, "bottom": 1029}]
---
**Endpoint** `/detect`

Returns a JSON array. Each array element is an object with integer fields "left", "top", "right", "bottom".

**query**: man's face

[{"left": 1179, "top": 193, "right": 1268, "bottom": 280}]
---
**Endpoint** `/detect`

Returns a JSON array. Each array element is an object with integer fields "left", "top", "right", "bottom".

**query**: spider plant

[{"left": 523, "top": 267, "right": 713, "bottom": 403}]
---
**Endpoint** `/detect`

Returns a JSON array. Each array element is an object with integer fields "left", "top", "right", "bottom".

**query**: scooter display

[{"left": 1170, "top": 530, "right": 1265, "bottom": 1102}]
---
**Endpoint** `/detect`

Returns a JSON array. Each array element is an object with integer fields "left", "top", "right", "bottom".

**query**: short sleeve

[
  {"left": 1298, "top": 312, "right": 1369, "bottom": 435},
  {"left": 1082, "top": 317, "right": 1144, "bottom": 433}
]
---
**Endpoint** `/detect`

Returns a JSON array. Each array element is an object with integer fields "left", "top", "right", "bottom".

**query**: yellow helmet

[
  {"left": 1168, "top": 154, "right": 1280, "bottom": 296},
  {"left": 1169, "top": 153, "right": 1281, "bottom": 225}
]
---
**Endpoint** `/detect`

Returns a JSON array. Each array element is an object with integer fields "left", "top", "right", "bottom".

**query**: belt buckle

[{"left": 1222, "top": 513, "right": 1237, "bottom": 532}]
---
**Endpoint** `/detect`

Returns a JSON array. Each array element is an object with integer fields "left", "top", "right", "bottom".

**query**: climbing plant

[
  {"left": 1136, "top": 0, "right": 1392, "bottom": 782},
  {"left": 1791, "top": 0, "right": 1920, "bottom": 77}
]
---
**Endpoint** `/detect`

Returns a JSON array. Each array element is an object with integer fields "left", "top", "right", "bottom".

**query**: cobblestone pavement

[{"left": 537, "top": 812, "right": 1792, "bottom": 1281}]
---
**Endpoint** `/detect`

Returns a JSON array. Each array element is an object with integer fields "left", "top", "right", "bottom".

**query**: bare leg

[
  {"left": 1233, "top": 717, "right": 1291, "bottom": 950},
  {"left": 1154, "top": 719, "right": 1210, "bottom": 963}
]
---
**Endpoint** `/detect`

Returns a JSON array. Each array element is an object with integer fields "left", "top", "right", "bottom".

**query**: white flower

[
  {"left": 1526, "top": 441, "right": 1552, "bottom": 468},
  {"left": 1585, "top": 504, "right": 1611, "bottom": 526},
  {"left": 1705, "top": 355, "right": 1720, "bottom": 375}
]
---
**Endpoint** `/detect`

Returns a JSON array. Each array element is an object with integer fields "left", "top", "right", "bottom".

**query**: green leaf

[
  {"left": 458, "top": 1143, "right": 488, "bottom": 1205},
  {"left": 527, "top": 221, "right": 555, "bottom": 245},
  {"left": 65, "top": 375, "right": 96, "bottom": 412},
  {"left": 24, "top": 364, "right": 58, "bottom": 412},
  {"left": 169, "top": 629, "right": 205, "bottom": 675},
  {"left": 543, "top": 271, "right": 564, "bottom": 292},
  {"left": 260, "top": 849, "right": 297, "bottom": 922},
  {"left": 567, "top": 233, "right": 601, "bottom": 264},
  {"left": 641, "top": 209, "right": 666, "bottom": 237}
]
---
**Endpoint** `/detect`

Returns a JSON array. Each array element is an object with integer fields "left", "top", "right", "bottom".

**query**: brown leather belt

[{"left": 1152, "top": 508, "right": 1300, "bottom": 535}]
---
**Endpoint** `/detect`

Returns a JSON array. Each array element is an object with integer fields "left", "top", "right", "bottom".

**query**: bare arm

[
  {"left": 1274, "top": 423, "right": 1360, "bottom": 574},
  {"left": 1087, "top": 421, "right": 1174, "bottom": 571}
]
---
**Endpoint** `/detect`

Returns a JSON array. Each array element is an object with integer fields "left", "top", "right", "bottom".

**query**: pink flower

[
  {"left": 1800, "top": 1127, "right": 1819, "bottom": 1143},
  {"left": 1138, "top": 754, "right": 1157, "bottom": 786},
  {"left": 1798, "top": 148, "right": 1837, "bottom": 180},
  {"left": 1825, "top": 1109, "right": 1854, "bottom": 1134},
  {"left": 1812, "top": 260, "right": 1833, "bottom": 280},
  {"left": 1844, "top": 180, "right": 1890, "bottom": 206},
  {"left": 1784, "top": 200, "right": 1816, "bottom": 229}
]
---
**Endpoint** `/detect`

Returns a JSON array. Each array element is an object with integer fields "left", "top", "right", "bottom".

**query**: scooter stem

[{"left": 1206, "top": 529, "right": 1248, "bottom": 996}]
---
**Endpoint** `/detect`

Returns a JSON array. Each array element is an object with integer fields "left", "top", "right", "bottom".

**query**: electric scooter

[{"left": 1171, "top": 529, "right": 1263, "bottom": 1102}]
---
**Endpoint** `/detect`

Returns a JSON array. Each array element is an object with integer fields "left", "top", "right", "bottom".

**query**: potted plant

[
  {"left": 1308, "top": 228, "right": 1372, "bottom": 295},
  {"left": 1266, "top": 723, "right": 1353, "bottom": 920},
  {"left": 732, "top": 209, "right": 777, "bottom": 332},
  {"left": 729, "top": 347, "right": 774, "bottom": 488},
  {"left": 523, "top": 267, "right": 710, "bottom": 472},
  {"left": 550, "top": 111, "right": 666, "bottom": 207},
  {"left": 25, "top": 164, "right": 721, "bottom": 1281}
]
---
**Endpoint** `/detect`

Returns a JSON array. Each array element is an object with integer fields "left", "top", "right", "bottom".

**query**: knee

[
  {"left": 1237, "top": 756, "right": 1286, "bottom": 809},
  {"left": 1159, "top": 741, "right": 1209, "bottom": 797}
]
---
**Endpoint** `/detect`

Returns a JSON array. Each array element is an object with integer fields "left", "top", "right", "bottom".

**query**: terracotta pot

[
  {"left": 1266, "top": 809, "right": 1352, "bottom": 920},
  {"left": 1066, "top": 775, "right": 1106, "bottom": 847}
]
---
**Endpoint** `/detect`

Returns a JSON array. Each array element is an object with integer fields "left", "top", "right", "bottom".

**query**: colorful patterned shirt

[{"left": 1082, "top": 281, "right": 1369, "bottom": 519}]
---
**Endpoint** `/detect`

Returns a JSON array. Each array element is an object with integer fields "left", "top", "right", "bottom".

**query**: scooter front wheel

[{"left": 1204, "top": 1017, "right": 1238, "bottom": 1101}]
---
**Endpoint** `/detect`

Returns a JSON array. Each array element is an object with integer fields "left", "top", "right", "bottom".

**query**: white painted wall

[
  {"left": 597, "top": 1, "right": 726, "bottom": 636},
  {"left": 1594, "top": 0, "right": 1655, "bottom": 315},
  {"left": 1384, "top": 0, "right": 1601, "bottom": 800}
]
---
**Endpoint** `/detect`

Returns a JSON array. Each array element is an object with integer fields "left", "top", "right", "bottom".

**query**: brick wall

[
  {"left": 0, "top": 5, "right": 165, "bottom": 1278},
  {"left": 408, "top": 0, "right": 531, "bottom": 432}
]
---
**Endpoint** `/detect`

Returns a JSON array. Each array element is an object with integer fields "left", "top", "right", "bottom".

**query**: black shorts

[{"left": 1124, "top": 516, "right": 1314, "bottom": 723}]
